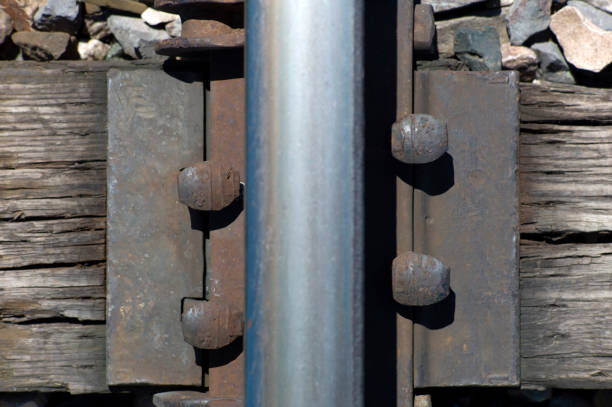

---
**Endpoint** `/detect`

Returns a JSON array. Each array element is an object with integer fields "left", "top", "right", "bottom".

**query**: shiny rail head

[
  {"left": 392, "top": 251, "right": 450, "bottom": 306},
  {"left": 391, "top": 113, "right": 448, "bottom": 164},
  {"left": 177, "top": 161, "right": 241, "bottom": 211},
  {"left": 182, "top": 299, "right": 243, "bottom": 350}
]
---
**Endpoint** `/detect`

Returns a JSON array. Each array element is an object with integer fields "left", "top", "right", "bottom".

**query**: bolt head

[
  {"left": 391, "top": 114, "right": 448, "bottom": 164},
  {"left": 392, "top": 251, "right": 450, "bottom": 306}
]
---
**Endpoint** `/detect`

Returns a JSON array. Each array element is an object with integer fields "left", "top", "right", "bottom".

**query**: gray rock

[
  {"left": 531, "top": 41, "right": 575, "bottom": 83},
  {"left": 107, "top": 15, "right": 169, "bottom": 59},
  {"left": 33, "top": 0, "right": 82, "bottom": 34},
  {"left": 105, "top": 42, "right": 124, "bottom": 60},
  {"left": 11, "top": 31, "right": 70, "bottom": 61},
  {"left": 568, "top": 0, "right": 612, "bottom": 29},
  {"left": 436, "top": 12, "right": 511, "bottom": 59},
  {"left": 454, "top": 26, "right": 502, "bottom": 70},
  {"left": 0, "top": 8, "right": 13, "bottom": 46},
  {"left": 582, "top": 0, "right": 612, "bottom": 12},
  {"left": 506, "top": 0, "right": 553, "bottom": 44},
  {"left": 422, "top": 0, "right": 487, "bottom": 12}
]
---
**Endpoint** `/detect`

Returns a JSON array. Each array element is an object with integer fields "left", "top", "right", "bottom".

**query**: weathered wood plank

[
  {"left": 520, "top": 81, "right": 612, "bottom": 124},
  {"left": 0, "top": 323, "right": 105, "bottom": 393},
  {"left": 520, "top": 83, "right": 612, "bottom": 235},
  {"left": 0, "top": 265, "right": 105, "bottom": 322},
  {"left": 520, "top": 81, "right": 612, "bottom": 388},
  {"left": 0, "top": 197, "right": 105, "bottom": 220},
  {"left": 521, "top": 242, "right": 612, "bottom": 388},
  {"left": 0, "top": 218, "right": 105, "bottom": 269},
  {"left": 0, "top": 61, "right": 110, "bottom": 393}
]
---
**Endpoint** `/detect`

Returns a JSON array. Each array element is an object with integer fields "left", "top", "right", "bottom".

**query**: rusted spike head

[
  {"left": 178, "top": 161, "right": 241, "bottom": 211},
  {"left": 392, "top": 251, "right": 450, "bottom": 306},
  {"left": 414, "top": 4, "right": 436, "bottom": 53},
  {"left": 182, "top": 299, "right": 243, "bottom": 350},
  {"left": 391, "top": 114, "right": 448, "bottom": 164}
]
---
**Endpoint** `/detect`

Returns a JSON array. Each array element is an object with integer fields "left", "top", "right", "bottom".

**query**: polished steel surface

[{"left": 245, "top": 1, "right": 365, "bottom": 406}]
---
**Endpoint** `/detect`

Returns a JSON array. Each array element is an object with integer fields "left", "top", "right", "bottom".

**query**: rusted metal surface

[
  {"left": 152, "top": 0, "right": 245, "bottom": 402},
  {"left": 153, "top": 392, "right": 242, "bottom": 407},
  {"left": 206, "top": 54, "right": 245, "bottom": 400},
  {"left": 178, "top": 161, "right": 241, "bottom": 211},
  {"left": 413, "top": 4, "right": 435, "bottom": 53},
  {"left": 157, "top": 20, "right": 244, "bottom": 56},
  {"left": 106, "top": 68, "right": 204, "bottom": 385},
  {"left": 392, "top": 252, "right": 450, "bottom": 306},
  {"left": 155, "top": 0, "right": 244, "bottom": 56},
  {"left": 411, "top": 70, "right": 520, "bottom": 387},
  {"left": 182, "top": 299, "right": 243, "bottom": 349},
  {"left": 182, "top": 20, "right": 244, "bottom": 41},
  {"left": 391, "top": 114, "right": 448, "bottom": 164},
  {"left": 156, "top": 0, "right": 243, "bottom": 11},
  {"left": 396, "top": 1, "right": 414, "bottom": 406}
]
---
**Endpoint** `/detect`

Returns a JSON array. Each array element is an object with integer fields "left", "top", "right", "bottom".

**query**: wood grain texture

[
  {"left": 0, "top": 66, "right": 609, "bottom": 392},
  {"left": 0, "top": 323, "right": 105, "bottom": 393},
  {"left": 520, "top": 81, "right": 612, "bottom": 235},
  {"left": 0, "top": 62, "right": 112, "bottom": 394},
  {"left": 520, "top": 81, "right": 612, "bottom": 388}
]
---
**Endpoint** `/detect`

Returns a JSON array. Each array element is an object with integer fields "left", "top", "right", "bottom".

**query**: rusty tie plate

[
  {"left": 411, "top": 71, "right": 520, "bottom": 387},
  {"left": 106, "top": 68, "right": 205, "bottom": 385}
]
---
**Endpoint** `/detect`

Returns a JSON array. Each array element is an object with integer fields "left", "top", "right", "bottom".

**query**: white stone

[
  {"left": 141, "top": 7, "right": 179, "bottom": 27},
  {"left": 77, "top": 38, "right": 110, "bottom": 60},
  {"left": 165, "top": 18, "right": 181, "bottom": 37},
  {"left": 550, "top": 6, "right": 612, "bottom": 72}
]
